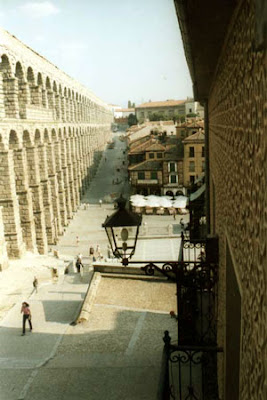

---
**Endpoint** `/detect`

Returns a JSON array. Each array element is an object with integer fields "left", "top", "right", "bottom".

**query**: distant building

[
  {"left": 183, "top": 130, "right": 205, "bottom": 187},
  {"left": 121, "top": 108, "right": 135, "bottom": 118},
  {"left": 135, "top": 99, "right": 204, "bottom": 122},
  {"left": 176, "top": 119, "right": 204, "bottom": 140},
  {"left": 135, "top": 100, "right": 186, "bottom": 121}
]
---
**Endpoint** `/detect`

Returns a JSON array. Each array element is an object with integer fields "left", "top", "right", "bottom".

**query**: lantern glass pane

[{"left": 112, "top": 225, "right": 138, "bottom": 259}]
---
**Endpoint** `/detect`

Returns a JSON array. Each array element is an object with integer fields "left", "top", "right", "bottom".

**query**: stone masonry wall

[
  {"left": 0, "top": 206, "right": 9, "bottom": 270},
  {"left": 208, "top": 1, "right": 266, "bottom": 399},
  {"left": 0, "top": 28, "right": 113, "bottom": 263}
]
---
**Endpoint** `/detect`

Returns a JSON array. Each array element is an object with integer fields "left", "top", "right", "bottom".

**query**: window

[
  {"left": 138, "top": 172, "right": 145, "bottom": 180},
  {"left": 189, "top": 161, "right": 195, "bottom": 172},
  {"left": 151, "top": 171, "right": 157, "bottom": 179},
  {"left": 141, "top": 112, "right": 144, "bottom": 117},
  {"left": 202, "top": 146, "right": 205, "bottom": 157},
  {"left": 169, "top": 162, "right": 176, "bottom": 172},
  {"left": 157, "top": 152, "right": 163, "bottom": 159},
  {"left": 190, "top": 175, "right": 195, "bottom": 183},
  {"left": 170, "top": 174, "right": 177, "bottom": 184},
  {"left": 149, "top": 153, "right": 155, "bottom": 159},
  {"left": 189, "top": 147, "right": 195, "bottom": 157}
]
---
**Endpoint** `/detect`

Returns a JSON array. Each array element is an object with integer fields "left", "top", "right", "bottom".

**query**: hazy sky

[{"left": 0, "top": 0, "right": 192, "bottom": 107}]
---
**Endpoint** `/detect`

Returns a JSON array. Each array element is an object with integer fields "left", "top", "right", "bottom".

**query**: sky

[{"left": 0, "top": 0, "right": 193, "bottom": 107}]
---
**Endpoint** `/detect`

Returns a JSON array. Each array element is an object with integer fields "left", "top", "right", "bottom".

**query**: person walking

[
  {"left": 21, "top": 302, "right": 32, "bottom": 336},
  {"left": 33, "top": 276, "right": 38, "bottom": 293},
  {"left": 76, "top": 253, "right": 83, "bottom": 273},
  {"left": 180, "top": 218, "right": 185, "bottom": 231}
]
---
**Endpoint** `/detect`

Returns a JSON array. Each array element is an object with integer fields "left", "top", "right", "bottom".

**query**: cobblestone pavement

[{"left": 0, "top": 131, "right": 187, "bottom": 399}]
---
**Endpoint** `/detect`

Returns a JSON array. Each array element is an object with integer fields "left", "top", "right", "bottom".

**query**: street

[{"left": 0, "top": 131, "right": 185, "bottom": 399}]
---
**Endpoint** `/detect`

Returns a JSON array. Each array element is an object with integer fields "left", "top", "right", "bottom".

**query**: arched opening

[
  {"left": 166, "top": 190, "right": 174, "bottom": 197},
  {"left": 15, "top": 62, "right": 26, "bottom": 118},
  {"left": 0, "top": 55, "right": 14, "bottom": 117},
  {"left": 37, "top": 72, "right": 46, "bottom": 107},
  {"left": 9, "top": 130, "right": 20, "bottom": 150},
  {"left": 22, "top": 130, "right": 32, "bottom": 147},
  {"left": 44, "top": 129, "right": 50, "bottom": 144},
  {"left": 27, "top": 67, "right": 36, "bottom": 105},
  {"left": 34, "top": 129, "right": 41, "bottom": 145},
  {"left": 53, "top": 81, "right": 60, "bottom": 120},
  {"left": 0, "top": 54, "right": 11, "bottom": 77},
  {"left": 46, "top": 77, "right": 53, "bottom": 110}
]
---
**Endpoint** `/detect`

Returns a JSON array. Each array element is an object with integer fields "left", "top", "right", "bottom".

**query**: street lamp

[{"left": 102, "top": 196, "right": 142, "bottom": 265}]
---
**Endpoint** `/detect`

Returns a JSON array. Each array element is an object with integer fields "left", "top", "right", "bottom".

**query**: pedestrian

[
  {"left": 33, "top": 276, "right": 38, "bottom": 293},
  {"left": 89, "top": 245, "right": 94, "bottom": 257},
  {"left": 173, "top": 209, "right": 176, "bottom": 220},
  {"left": 96, "top": 244, "right": 101, "bottom": 259},
  {"left": 76, "top": 254, "right": 83, "bottom": 273},
  {"left": 21, "top": 302, "right": 32, "bottom": 336},
  {"left": 99, "top": 199, "right": 102, "bottom": 207},
  {"left": 180, "top": 218, "right": 184, "bottom": 231}
]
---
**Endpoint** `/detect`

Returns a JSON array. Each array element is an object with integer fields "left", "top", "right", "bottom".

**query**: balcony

[{"left": 156, "top": 233, "right": 222, "bottom": 399}]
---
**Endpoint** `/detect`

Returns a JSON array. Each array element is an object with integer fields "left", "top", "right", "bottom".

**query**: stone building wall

[
  {"left": 0, "top": 28, "right": 113, "bottom": 263},
  {"left": 0, "top": 206, "right": 9, "bottom": 270},
  {"left": 208, "top": 1, "right": 266, "bottom": 399}
]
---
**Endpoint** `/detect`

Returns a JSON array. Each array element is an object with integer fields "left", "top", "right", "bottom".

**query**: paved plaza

[{"left": 0, "top": 132, "right": 188, "bottom": 399}]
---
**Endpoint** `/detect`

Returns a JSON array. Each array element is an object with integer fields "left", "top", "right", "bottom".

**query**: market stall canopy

[{"left": 172, "top": 196, "right": 188, "bottom": 209}]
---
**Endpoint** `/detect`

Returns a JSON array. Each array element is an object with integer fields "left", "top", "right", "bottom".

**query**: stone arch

[
  {"left": 9, "top": 130, "right": 20, "bottom": 150},
  {"left": 15, "top": 62, "right": 26, "bottom": 118},
  {"left": 27, "top": 66, "right": 38, "bottom": 105},
  {"left": 0, "top": 54, "right": 12, "bottom": 77},
  {"left": 53, "top": 81, "right": 60, "bottom": 120},
  {"left": 37, "top": 72, "right": 46, "bottom": 108},
  {"left": 34, "top": 129, "right": 42, "bottom": 145},
  {"left": 46, "top": 76, "right": 51, "bottom": 90},
  {"left": 51, "top": 128, "right": 57, "bottom": 142},
  {"left": 46, "top": 76, "right": 54, "bottom": 110},
  {"left": 22, "top": 130, "right": 32, "bottom": 147},
  {"left": 0, "top": 55, "right": 16, "bottom": 117},
  {"left": 44, "top": 128, "right": 50, "bottom": 143}
]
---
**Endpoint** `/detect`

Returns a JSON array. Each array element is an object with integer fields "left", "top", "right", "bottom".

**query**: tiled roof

[
  {"left": 121, "top": 108, "right": 135, "bottom": 112},
  {"left": 145, "top": 143, "right": 166, "bottom": 151},
  {"left": 128, "top": 160, "right": 162, "bottom": 171},
  {"left": 136, "top": 100, "right": 186, "bottom": 109},
  {"left": 183, "top": 131, "right": 205, "bottom": 143}
]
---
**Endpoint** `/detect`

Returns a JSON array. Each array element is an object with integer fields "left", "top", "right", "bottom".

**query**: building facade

[
  {"left": 175, "top": 0, "right": 266, "bottom": 399},
  {"left": 135, "top": 100, "right": 186, "bottom": 121},
  {"left": 0, "top": 28, "right": 113, "bottom": 268},
  {"left": 183, "top": 131, "right": 205, "bottom": 187}
]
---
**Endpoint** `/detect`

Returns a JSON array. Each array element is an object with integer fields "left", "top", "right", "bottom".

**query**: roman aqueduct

[{"left": 0, "top": 28, "right": 113, "bottom": 269}]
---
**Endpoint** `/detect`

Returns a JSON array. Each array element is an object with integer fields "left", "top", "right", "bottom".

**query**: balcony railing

[{"left": 155, "top": 233, "right": 222, "bottom": 399}]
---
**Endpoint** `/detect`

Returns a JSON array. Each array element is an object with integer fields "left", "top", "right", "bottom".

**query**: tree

[
  {"left": 149, "top": 112, "right": 168, "bottom": 121},
  {"left": 186, "top": 113, "right": 197, "bottom": 118},
  {"left": 173, "top": 114, "right": 186, "bottom": 123},
  {"left": 128, "top": 100, "right": 132, "bottom": 108},
  {"left": 128, "top": 113, "right": 138, "bottom": 126}
]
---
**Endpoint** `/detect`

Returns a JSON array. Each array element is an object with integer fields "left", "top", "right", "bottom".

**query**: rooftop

[
  {"left": 128, "top": 160, "right": 162, "bottom": 171},
  {"left": 136, "top": 100, "right": 186, "bottom": 109},
  {"left": 183, "top": 131, "right": 205, "bottom": 143}
]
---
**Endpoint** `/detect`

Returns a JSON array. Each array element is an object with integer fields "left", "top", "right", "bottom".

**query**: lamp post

[
  {"left": 102, "top": 196, "right": 221, "bottom": 399},
  {"left": 102, "top": 196, "right": 142, "bottom": 265}
]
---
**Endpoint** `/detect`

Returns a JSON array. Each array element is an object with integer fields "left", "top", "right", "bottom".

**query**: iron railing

[{"left": 154, "top": 233, "right": 221, "bottom": 399}]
